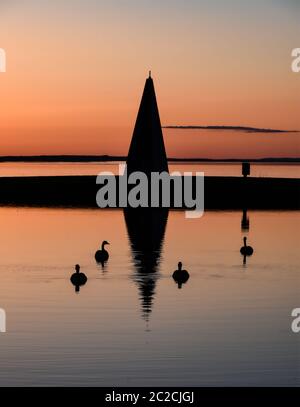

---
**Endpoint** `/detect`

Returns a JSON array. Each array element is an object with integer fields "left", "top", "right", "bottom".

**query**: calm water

[
  {"left": 0, "top": 207, "right": 299, "bottom": 386},
  {"left": 0, "top": 161, "right": 299, "bottom": 178}
]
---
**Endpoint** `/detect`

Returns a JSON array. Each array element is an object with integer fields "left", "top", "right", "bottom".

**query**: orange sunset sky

[{"left": 0, "top": 0, "right": 299, "bottom": 158}]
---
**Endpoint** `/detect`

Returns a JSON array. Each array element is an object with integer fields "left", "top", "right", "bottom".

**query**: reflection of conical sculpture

[
  {"left": 126, "top": 73, "right": 169, "bottom": 177},
  {"left": 124, "top": 208, "right": 169, "bottom": 321}
]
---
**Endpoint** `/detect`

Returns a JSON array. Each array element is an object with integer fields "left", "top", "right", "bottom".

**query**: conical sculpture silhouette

[{"left": 126, "top": 73, "right": 169, "bottom": 176}]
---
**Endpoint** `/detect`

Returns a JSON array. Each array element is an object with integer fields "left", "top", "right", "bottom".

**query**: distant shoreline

[{"left": 0, "top": 155, "right": 299, "bottom": 163}]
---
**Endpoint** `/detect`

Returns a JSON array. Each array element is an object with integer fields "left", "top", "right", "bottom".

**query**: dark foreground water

[{"left": 0, "top": 207, "right": 299, "bottom": 386}]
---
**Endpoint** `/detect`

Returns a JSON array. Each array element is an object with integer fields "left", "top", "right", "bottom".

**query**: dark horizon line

[
  {"left": 162, "top": 125, "right": 299, "bottom": 133},
  {"left": 0, "top": 155, "right": 299, "bottom": 163}
]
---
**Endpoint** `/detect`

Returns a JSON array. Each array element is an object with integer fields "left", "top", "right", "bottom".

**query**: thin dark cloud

[{"left": 163, "top": 125, "right": 298, "bottom": 134}]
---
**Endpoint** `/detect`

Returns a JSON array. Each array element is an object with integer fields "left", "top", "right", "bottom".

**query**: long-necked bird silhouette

[
  {"left": 95, "top": 241, "right": 110, "bottom": 264},
  {"left": 172, "top": 262, "right": 190, "bottom": 289},
  {"left": 70, "top": 264, "right": 87, "bottom": 293},
  {"left": 240, "top": 237, "right": 254, "bottom": 256}
]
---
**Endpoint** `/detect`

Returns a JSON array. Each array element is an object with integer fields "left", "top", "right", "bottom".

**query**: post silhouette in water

[{"left": 126, "top": 73, "right": 169, "bottom": 176}]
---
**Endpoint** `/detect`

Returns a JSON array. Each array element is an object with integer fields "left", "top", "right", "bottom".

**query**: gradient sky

[{"left": 0, "top": 0, "right": 299, "bottom": 157}]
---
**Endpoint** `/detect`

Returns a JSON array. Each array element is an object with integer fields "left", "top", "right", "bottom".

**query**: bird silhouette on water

[
  {"left": 240, "top": 237, "right": 254, "bottom": 264},
  {"left": 172, "top": 262, "right": 190, "bottom": 289},
  {"left": 70, "top": 264, "right": 87, "bottom": 293},
  {"left": 240, "top": 237, "right": 253, "bottom": 256},
  {"left": 95, "top": 241, "right": 110, "bottom": 264}
]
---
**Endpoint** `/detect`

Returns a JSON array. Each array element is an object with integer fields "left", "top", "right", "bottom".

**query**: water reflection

[
  {"left": 241, "top": 207, "right": 251, "bottom": 265},
  {"left": 0, "top": 207, "right": 298, "bottom": 386},
  {"left": 241, "top": 208, "right": 249, "bottom": 231},
  {"left": 124, "top": 208, "right": 169, "bottom": 321},
  {"left": 96, "top": 261, "right": 109, "bottom": 273}
]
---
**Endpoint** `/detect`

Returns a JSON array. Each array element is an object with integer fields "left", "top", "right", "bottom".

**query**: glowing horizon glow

[{"left": 0, "top": 0, "right": 299, "bottom": 158}]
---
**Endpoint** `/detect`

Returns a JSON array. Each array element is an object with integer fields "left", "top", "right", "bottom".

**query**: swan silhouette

[
  {"left": 70, "top": 264, "right": 88, "bottom": 293},
  {"left": 95, "top": 240, "right": 110, "bottom": 263},
  {"left": 172, "top": 262, "right": 190, "bottom": 289},
  {"left": 240, "top": 237, "right": 254, "bottom": 256}
]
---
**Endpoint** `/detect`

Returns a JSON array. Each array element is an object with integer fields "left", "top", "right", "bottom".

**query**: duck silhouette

[
  {"left": 172, "top": 262, "right": 190, "bottom": 289},
  {"left": 70, "top": 264, "right": 87, "bottom": 293},
  {"left": 240, "top": 237, "right": 254, "bottom": 256},
  {"left": 95, "top": 240, "right": 110, "bottom": 263}
]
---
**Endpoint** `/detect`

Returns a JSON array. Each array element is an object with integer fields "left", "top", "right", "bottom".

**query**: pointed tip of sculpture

[{"left": 126, "top": 72, "right": 169, "bottom": 175}]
